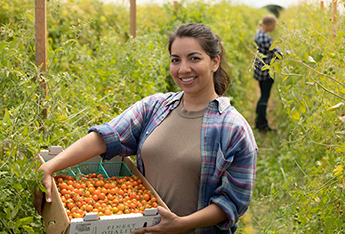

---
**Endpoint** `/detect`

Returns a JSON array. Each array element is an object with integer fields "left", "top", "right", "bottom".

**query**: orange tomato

[{"left": 54, "top": 172, "right": 159, "bottom": 219}]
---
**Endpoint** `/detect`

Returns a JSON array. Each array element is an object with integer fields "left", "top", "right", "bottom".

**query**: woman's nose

[{"left": 178, "top": 60, "right": 191, "bottom": 74}]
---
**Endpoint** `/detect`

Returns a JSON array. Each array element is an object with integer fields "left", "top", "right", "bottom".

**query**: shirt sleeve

[
  {"left": 88, "top": 98, "right": 148, "bottom": 160},
  {"left": 210, "top": 124, "right": 258, "bottom": 230}
]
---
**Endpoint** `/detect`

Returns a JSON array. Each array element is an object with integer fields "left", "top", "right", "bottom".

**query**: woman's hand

[
  {"left": 33, "top": 132, "right": 107, "bottom": 215},
  {"left": 33, "top": 164, "right": 53, "bottom": 215},
  {"left": 131, "top": 206, "right": 188, "bottom": 234},
  {"left": 131, "top": 203, "right": 228, "bottom": 233}
]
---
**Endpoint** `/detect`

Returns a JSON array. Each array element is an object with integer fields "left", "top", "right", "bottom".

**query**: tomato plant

[{"left": 1, "top": 0, "right": 344, "bottom": 233}]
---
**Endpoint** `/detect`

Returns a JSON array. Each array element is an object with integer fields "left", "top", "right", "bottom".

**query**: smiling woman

[
  {"left": 34, "top": 23, "right": 258, "bottom": 234},
  {"left": 169, "top": 37, "right": 220, "bottom": 111}
]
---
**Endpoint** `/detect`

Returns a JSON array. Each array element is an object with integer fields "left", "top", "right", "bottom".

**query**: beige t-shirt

[{"left": 141, "top": 100, "right": 204, "bottom": 233}]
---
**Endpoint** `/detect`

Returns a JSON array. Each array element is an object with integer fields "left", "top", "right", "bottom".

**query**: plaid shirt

[
  {"left": 254, "top": 30, "right": 280, "bottom": 81},
  {"left": 89, "top": 92, "right": 257, "bottom": 233}
]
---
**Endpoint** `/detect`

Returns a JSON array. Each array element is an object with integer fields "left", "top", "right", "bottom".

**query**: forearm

[
  {"left": 180, "top": 203, "right": 228, "bottom": 230},
  {"left": 40, "top": 131, "right": 106, "bottom": 174}
]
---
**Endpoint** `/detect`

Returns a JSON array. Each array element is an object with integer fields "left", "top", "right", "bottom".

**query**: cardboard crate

[{"left": 39, "top": 146, "right": 169, "bottom": 234}]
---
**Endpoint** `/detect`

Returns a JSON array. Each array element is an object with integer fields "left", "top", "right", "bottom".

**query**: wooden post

[
  {"left": 320, "top": 1, "right": 324, "bottom": 10},
  {"left": 174, "top": 1, "right": 178, "bottom": 12},
  {"left": 35, "top": 0, "right": 48, "bottom": 119},
  {"left": 130, "top": 0, "right": 136, "bottom": 38},
  {"left": 332, "top": 0, "right": 337, "bottom": 40}
]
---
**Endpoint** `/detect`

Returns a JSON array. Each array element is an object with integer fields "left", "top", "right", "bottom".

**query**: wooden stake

[
  {"left": 320, "top": 1, "right": 324, "bottom": 10},
  {"left": 35, "top": 0, "right": 48, "bottom": 119},
  {"left": 174, "top": 1, "right": 178, "bottom": 12},
  {"left": 332, "top": 0, "right": 337, "bottom": 40},
  {"left": 130, "top": 0, "right": 136, "bottom": 38}
]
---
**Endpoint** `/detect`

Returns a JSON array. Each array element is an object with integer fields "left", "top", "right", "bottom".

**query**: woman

[
  {"left": 253, "top": 15, "right": 280, "bottom": 132},
  {"left": 34, "top": 23, "right": 257, "bottom": 233}
]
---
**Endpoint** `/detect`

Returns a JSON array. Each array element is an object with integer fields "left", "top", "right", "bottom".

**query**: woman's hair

[{"left": 168, "top": 23, "right": 231, "bottom": 96}]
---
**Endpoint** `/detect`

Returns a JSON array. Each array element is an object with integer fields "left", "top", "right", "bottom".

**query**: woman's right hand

[
  {"left": 33, "top": 132, "right": 107, "bottom": 215},
  {"left": 33, "top": 164, "right": 53, "bottom": 215}
]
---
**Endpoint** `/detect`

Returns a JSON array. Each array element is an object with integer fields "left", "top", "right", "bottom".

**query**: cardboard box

[{"left": 39, "top": 146, "right": 169, "bottom": 234}]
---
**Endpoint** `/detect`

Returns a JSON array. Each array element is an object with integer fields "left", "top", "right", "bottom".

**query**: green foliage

[
  {"left": 2, "top": 0, "right": 345, "bottom": 233},
  {"left": 252, "top": 2, "right": 345, "bottom": 233}
]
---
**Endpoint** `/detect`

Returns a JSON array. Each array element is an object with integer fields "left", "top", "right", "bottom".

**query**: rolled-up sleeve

[
  {"left": 88, "top": 100, "right": 147, "bottom": 160},
  {"left": 210, "top": 125, "right": 257, "bottom": 230},
  {"left": 212, "top": 152, "right": 257, "bottom": 229}
]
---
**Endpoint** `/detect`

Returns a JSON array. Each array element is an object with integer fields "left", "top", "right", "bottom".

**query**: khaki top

[{"left": 141, "top": 100, "right": 204, "bottom": 233}]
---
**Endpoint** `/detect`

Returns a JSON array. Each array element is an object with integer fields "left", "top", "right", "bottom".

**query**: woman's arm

[
  {"left": 131, "top": 203, "right": 227, "bottom": 234},
  {"left": 33, "top": 132, "right": 106, "bottom": 214}
]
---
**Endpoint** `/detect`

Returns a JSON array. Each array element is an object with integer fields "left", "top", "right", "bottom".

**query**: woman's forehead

[{"left": 170, "top": 37, "right": 204, "bottom": 53}]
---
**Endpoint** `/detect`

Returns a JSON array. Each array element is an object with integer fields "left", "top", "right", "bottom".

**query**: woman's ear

[{"left": 212, "top": 55, "right": 221, "bottom": 72}]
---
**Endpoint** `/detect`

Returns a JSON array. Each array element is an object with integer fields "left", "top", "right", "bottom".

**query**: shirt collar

[
  {"left": 214, "top": 96, "right": 231, "bottom": 114},
  {"left": 166, "top": 92, "right": 183, "bottom": 110}
]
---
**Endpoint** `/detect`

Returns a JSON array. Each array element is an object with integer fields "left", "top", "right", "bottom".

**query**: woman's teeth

[{"left": 182, "top": 77, "right": 196, "bottom": 82}]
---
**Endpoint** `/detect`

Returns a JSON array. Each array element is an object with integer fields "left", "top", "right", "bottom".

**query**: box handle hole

[{"left": 48, "top": 221, "right": 56, "bottom": 226}]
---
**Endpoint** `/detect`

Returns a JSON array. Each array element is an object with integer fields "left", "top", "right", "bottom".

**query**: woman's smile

[{"left": 180, "top": 76, "right": 197, "bottom": 83}]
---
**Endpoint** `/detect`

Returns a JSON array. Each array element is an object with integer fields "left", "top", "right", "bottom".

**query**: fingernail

[{"left": 47, "top": 198, "right": 52, "bottom": 202}]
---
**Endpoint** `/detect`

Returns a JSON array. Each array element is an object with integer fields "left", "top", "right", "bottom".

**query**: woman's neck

[{"left": 182, "top": 92, "right": 218, "bottom": 111}]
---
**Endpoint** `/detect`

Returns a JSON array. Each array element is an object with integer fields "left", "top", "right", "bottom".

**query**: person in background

[
  {"left": 253, "top": 15, "right": 280, "bottom": 132},
  {"left": 34, "top": 23, "right": 258, "bottom": 233}
]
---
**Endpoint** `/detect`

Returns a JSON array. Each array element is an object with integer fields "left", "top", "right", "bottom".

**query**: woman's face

[{"left": 169, "top": 37, "right": 220, "bottom": 98}]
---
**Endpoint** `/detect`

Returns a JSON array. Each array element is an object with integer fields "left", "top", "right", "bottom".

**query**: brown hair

[
  {"left": 168, "top": 23, "right": 231, "bottom": 96},
  {"left": 262, "top": 15, "right": 277, "bottom": 26}
]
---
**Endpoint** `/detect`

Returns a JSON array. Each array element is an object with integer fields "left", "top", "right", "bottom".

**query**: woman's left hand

[{"left": 131, "top": 206, "right": 188, "bottom": 234}]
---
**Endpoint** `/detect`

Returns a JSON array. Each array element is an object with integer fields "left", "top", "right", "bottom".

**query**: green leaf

[
  {"left": 55, "top": 47, "right": 64, "bottom": 53},
  {"left": 273, "top": 63, "right": 281, "bottom": 73},
  {"left": 25, "top": 13, "right": 35, "bottom": 19},
  {"left": 291, "top": 107, "right": 301, "bottom": 120},
  {"left": 269, "top": 41, "right": 277, "bottom": 51},
  {"left": 56, "top": 115, "right": 68, "bottom": 121},
  {"left": 22, "top": 125, "right": 28, "bottom": 136},
  {"left": 17, "top": 217, "right": 33, "bottom": 226},
  {"left": 304, "top": 52, "right": 309, "bottom": 60},
  {"left": 283, "top": 76, "right": 289, "bottom": 82},
  {"left": 298, "top": 103, "right": 307, "bottom": 113},
  {"left": 327, "top": 102, "right": 344, "bottom": 111},
  {"left": 261, "top": 64, "right": 270, "bottom": 71},
  {"left": 22, "top": 225, "right": 34, "bottom": 233},
  {"left": 13, "top": 182, "right": 23, "bottom": 191},
  {"left": 0, "top": 43, "right": 7, "bottom": 51},
  {"left": 3, "top": 109, "right": 9, "bottom": 123}
]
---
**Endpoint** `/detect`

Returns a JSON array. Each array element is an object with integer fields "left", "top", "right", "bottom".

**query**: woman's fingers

[{"left": 33, "top": 173, "right": 53, "bottom": 215}]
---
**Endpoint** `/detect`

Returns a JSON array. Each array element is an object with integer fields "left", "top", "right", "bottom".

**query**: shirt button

[
  {"left": 138, "top": 154, "right": 141, "bottom": 158},
  {"left": 146, "top": 131, "right": 149, "bottom": 135},
  {"left": 162, "top": 115, "right": 165, "bottom": 118}
]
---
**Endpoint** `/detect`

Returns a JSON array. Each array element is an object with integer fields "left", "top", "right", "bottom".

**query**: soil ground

[{"left": 237, "top": 76, "right": 281, "bottom": 233}]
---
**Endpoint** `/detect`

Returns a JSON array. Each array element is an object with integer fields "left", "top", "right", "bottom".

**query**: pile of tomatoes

[{"left": 54, "top": 173, "right": 158, "bottom": 220}]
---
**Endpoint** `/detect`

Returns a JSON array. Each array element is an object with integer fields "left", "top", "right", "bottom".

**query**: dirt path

[{"left": 237, "top": 75, "right": 280, "bottom": 233}]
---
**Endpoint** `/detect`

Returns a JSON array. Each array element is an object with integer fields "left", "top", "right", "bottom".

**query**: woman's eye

[
  {"left": 191, "top": 57, "right": 200, "bottom": 61},
  {"left": 171, "top": 58, "right": 179, "bottom": 63}
]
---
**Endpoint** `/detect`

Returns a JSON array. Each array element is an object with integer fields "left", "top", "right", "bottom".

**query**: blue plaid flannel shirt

[
  {"left": 89, "top": 92, "right": 258, "bottom": 233},
  {"left": 253, "top": 30, "right": 280, "bottom": 81}
]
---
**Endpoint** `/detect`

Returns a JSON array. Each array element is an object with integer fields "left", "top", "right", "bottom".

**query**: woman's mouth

[{"left": 181, "top": 77, "right": 197, "bottom": 83}]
